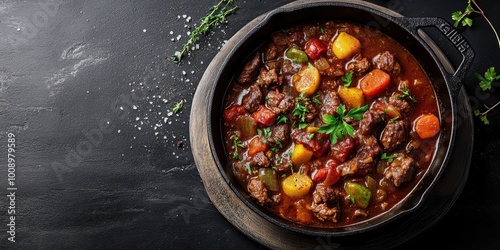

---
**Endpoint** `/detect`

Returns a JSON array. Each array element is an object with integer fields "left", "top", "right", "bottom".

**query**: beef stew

[{"left": 221, "top": 21, "right": 440, "bottom": 228}]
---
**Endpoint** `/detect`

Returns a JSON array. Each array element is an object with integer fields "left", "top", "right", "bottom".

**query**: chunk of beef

[
  {"left": 267, "top": 124, "right": 290, "bottom": 148},
  {"left": 304, "top": 102, "right": 318, "bottom": 122},
  {"left": 347, "top": 56, "right": 371, "bottom": 74},
  {"left": 320, "top": 91, "right": 341, "bottom": 116},
  {"left": 339, "top": 135, "right": 381, "bottom": 176},
  {"left": 258, "top": 68, "right": 278, "bottom": 88},
  {"left": 265, "top": 43, "right": 278, "bottom": 60},
  {"left": 266, "top": 89, "right": 295, "bottom": 114},
  {"left": 372, "top": 51, "right": 401, "bottom": 75},
  {"left": 237, "top": 53, "right": 261, "bottom": 84},
  {"left": 292, "top": 131, "right": 330, "bottom": 157},
  {"left": 320, "top": 77, "right": 340, "bottom": 91},
  {"left": 310, "top": 185, "right": 341, "bottom": 223},
  {"left": 250, "top": 151, "right": 271, "bottom": 168},
  {"left": 389, "top": 94, "right": 414, "bottom": 116},
  {"left": 248, "top": 178, "right": 272, "bottom": 205},
  {"left": 381, "top": 119, "right": 408, "bottom": 151},
  {"left": 329, "top": 137, "right": 357, "bottom": 163},
  {"left": 359, "top": 109, "right": 384, "bottom": 135},
  {"left": 384, "top": 154, "right": 415, "bottom": 187},
  {"left": 242, "top": 84, "right": 262, "bottom": 113}
]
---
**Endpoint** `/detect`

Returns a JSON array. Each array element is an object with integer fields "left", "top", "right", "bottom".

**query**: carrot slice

[
  {"left": 360, "top": 69, "right": 391, "bottom": 98},
  {"left": 248, "top": 137, "right": 268, "bottom": 156},
  {"left": 414, "top": 114, "right": 440, "bottom": 139}
]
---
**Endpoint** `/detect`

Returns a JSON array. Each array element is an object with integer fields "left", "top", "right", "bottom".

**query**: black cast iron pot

[{"left": 207, "top": 0, "right": 474, "bottom": 237}]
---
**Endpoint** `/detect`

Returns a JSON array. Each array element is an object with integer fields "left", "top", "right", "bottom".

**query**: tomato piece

[
  {"left": 223, "top": 105, "right": 246, "bottom": 121},
  {"left": 323, "top": 160, "right": 340, "bottom": 186},
  {"left": 360, "top": 69, "right": 391, "bottom": 98},
  {"left": 305, "top": 38, "right": 327, "bottom": 60},
  {"left": 251, "top": 105, "right": 277, "bottom": 126},
  {"left": 312, "top": 168, "right": 328, "bottom": 183},
  {"left": 248, "top": 137, "right": 268, "bottom": 156},
  {"left": 330, "top": 137, "right": 357, "bottom": 163}
]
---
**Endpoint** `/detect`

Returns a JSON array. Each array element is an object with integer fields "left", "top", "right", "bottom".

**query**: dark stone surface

[{"left": 0, "top": 0, "right": 498, "bottom": 249}]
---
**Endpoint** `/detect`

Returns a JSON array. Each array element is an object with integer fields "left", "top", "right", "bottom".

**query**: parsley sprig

[
  {"left": 451, "top": 0, "right": 500, "bottom": 48},
  {"left": 476, "top": 67, "right": 500, "bottom": 91},
  {"left": 341, "top": 72, "right": 353, "bottom": 87},
  {"left": 232, "top": 136, "right": 244, "bottom": 160},
  {"left": 171, "top": 0, "right": 237, "bottom": 62},
  {"left": 381, "top": 153, "right": 397, "bottom": 163},
  {"left": 474, "top": 67, "right": 500, "bottom": 125},
  {"left": 318, "top": 104, "right": 368, "bottom": 144},
  {"left": 292, "top": 92, "right": 311, "bottom": 128},
  {"left": 398, "top": 83, "right": 416, "bottom": 102}
]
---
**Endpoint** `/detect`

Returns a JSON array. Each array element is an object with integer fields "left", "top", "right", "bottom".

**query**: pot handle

[{"left": 397, "top": 17, "right": 475, "bottom": 99}]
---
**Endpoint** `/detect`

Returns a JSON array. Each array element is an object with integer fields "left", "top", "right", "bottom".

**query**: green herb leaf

[
  {"left": 232, "top": 136, "right": 244, "bottom": 160},
  {"left": 318, "top": 104, "right": 368, "bottom": 144},
  {"left": 246, "top": 163, "right": 252, "bottom": 174},
  {"left": 277, "top": 115, "right": 288, "bottom": 124},
  {"left": 381, "top": 153, "right": 397, "bottom": 163},
  {"left": 476, "top": 67, "right": 500, "bottom": 91},
  {"left": 173, "top": 100, "right": 185, "bottom": 114},
  {"left": 292, "top": 92, "right": 310, "bottom": 124},
  {"left": 341, "top": 72, "right": 353, "bottom": 87},
  {"left": 398, "top": 83, "right": 416, "bottom": 102}
]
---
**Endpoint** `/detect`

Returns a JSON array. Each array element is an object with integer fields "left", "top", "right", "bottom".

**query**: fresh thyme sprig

[
  {"left": 171, "top": 0, "right": 237, "bottom": 63},
  {"left": 451, "top": 0, "right": 500, "bottom": 48}
]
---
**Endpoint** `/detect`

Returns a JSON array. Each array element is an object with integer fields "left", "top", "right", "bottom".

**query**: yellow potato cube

[
  {"left": 282, "top": 173, "right": 313, "bottom": 198},
  {"left": 293, "top": 65, "right": 321, "bottom": 96},
  {"left": 338, "top": 87, "right": 365, "bottom": 108},
  {"left": 331, "top": 32, "right": 361, "bottom": 59},
  {"left": 291, "top": 143, "right": 313, "bottom": 167}
]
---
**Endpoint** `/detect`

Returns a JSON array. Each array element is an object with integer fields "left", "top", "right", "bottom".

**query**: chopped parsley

[
  {"left": 381, "top": 153, "right": 397, "bottom": 163},
  {"left": 341, "top": 72, "right": 353, "bottom": 87},
  {"left": 398, "top": 83, "right": 416, "bottom": 102},
  {"left": 232, "top": 136, "right": 244, "bottom": 160},
  {"left": 318, "top": 104, "right": 369, "bottom": 144}
]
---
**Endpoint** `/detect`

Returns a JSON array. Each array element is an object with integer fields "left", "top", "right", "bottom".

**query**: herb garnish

[
  {"left": 245, "top": 163, "right": 252, "bottom": 174},
  {"left": 232, "top": 136, "right": 244, "bottom": 160},
  {"left": 318, "top": 104, "right": 369, "bottom": 144},
  {"left": 277, "top": 115, "right": 288, "bottom": 124},
  {"left": 170, "top": 0, "right": 238, "bottom": 62},
  {"left": 381, "top": 153, "right": 397, "bottom": 163},
  {"left": 257, "top": 127, "right": 272, "bottom": 144},
  {"left": 292, "top": 92, "right": 311, "bottom": 128},
  {"left": 341, "top": 72, "right": 353, "bottom": 87},
  {"left": 476, "top": 67, "right": 500, "bottom": 91},
  {"left": 474, "top": 67, "right": 500, "bottom": 125},
  {"left": 451, "top": 0, "right": 499, "bottom": 48},
  {"left": 398, "top": 83, "right": 416, "bottom": 102},
  {"left": 172, "top": 100, "right": 185, "bottom": 114}
]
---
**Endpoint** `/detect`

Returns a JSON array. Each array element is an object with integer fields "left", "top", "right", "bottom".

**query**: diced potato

[
  {"left": 293, "top": 65, "right": 321, "bottom": 96},
  {"left": 291, "top": 143, "right": 313, "bottom": 167},
  {"left": 331, "top": 32, "right": 361, "bottom": 59},
  {"left": 282, "top": 173, "right": 313, "bottom": 198},
  {"left": 338, "top": 87, "right": 365, "bottom": 108}
]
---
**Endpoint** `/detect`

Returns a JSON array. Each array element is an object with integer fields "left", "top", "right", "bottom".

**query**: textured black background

[{"left": 0, "top": 0, "right": 498, "bottom": 249}]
